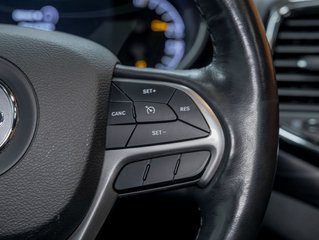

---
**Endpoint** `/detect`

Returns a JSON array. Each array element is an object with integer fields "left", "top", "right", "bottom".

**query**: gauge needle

[{"left": 151, "top": 20, "right": 168, "bottom": 32}]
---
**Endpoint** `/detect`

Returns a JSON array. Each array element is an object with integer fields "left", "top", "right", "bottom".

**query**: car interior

[{"left": 0, "top": 0, "right": 318, "bottom": 239}]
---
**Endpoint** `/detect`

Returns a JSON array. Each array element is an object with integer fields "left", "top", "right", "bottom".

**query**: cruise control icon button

[
  {"left": 127, "top": 121, "right": 209, "bottom": 147},
  {"left": 145, "top": 105, "right": 156, "bottom": 115},
  {"left": 135, "top": 102, "right": 176, "bottom": 123},
  {"left": 108, "top": 102, "right": 135, "bottom": 125}
]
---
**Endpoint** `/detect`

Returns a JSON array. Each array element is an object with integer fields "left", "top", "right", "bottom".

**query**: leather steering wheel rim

[
  {"left": 114, "top": 0, "right": 278, "bottom": 239},
  {"left": 0, "top": 0, "right": 278, "bottom": 239},
  {"left": 191, "top": 0, "right": 278, "bottom": 239}
]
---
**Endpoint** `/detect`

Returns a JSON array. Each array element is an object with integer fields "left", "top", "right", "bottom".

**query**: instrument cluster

[{"left": 0, "top": 0, "right": 208, "bottom": 69}]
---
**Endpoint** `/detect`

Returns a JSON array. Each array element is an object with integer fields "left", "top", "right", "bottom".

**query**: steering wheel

[{"left": 0, "top": 0, "right": 278, "bottom": 239}]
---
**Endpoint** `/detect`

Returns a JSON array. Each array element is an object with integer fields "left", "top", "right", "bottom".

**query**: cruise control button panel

[
  {"left": 106, "top": 81, "right": 211, "bottom": 149},
  {"left": 109, "top": 80, "right": 224, "bottom": 194},
  {"left": 115, "top": 151, "right": 210, "bottom": 192}
]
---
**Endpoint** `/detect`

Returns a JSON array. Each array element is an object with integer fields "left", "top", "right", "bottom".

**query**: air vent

[
  {"left": 274, "top": 8, "right": 319, "bottom": 108},
  {"left": 269, "top": 3, "right": 319, "bottom": 149}
]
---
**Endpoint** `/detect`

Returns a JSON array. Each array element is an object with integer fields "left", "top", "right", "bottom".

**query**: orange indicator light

[
  {"left": 135, "top": 60, "right": 147, "bottom": 68},
  {"left": 151, "top": 20, "right": 168, "bottom": 32}
]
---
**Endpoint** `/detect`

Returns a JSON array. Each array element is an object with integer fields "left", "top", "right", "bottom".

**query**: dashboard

[{"left": 0, "top": 0, "right": 207, "bottom": 70}]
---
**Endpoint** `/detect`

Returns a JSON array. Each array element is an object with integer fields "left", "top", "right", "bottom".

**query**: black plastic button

[
  {"left": 169, "top": 90, "right": 210, "bottom": 132},
  {"left": 175, "top": 151, "right": 210, "bottom": 180},
  {"left": 127, "top": 121, "right": 209, "bottom": 147},
  {"left": 108, "top": 102, "right": 135, "bottom": 125},
  {"left": 110, "top": 83, "right": 131, "bottom": 102},
  {"left": 106, "top": 125, "right": 136, "bottom": 149},
  {"left": 115, "top": 82, "right": 175, "bottom": 103},
  {"left": 134, "top": 102, "right": 176, "bottom": 123},
  {"left": 115, "top": 160, "right": 149, "bottom": 190},
  {"left": 143, "top": 155, "right": 180, "bottom": 186}
]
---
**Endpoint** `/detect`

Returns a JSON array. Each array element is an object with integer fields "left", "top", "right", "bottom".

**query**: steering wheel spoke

[{"left": 71, "top": 65, "right": 226, "bottom": 239}]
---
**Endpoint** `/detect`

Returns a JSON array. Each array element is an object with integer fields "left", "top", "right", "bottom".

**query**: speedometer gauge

[{"left": 118, "top": 0, "right": 186, "bottom": 69}]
